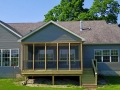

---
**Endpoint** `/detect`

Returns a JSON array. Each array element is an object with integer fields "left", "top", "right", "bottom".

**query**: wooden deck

[{"left": 22, "top": 69, "right": 82, "bottom": 76}]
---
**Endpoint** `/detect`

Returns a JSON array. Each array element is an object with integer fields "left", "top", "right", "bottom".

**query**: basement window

[{"left": 94, "top": 49, "right": 119, "bottom": 62}]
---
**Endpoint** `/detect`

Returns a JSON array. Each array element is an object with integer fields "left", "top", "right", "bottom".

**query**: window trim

[
  {"left": 94, "top": 49, "right": 119, "bottom": 62},
  {"left": 0, "top": 49, "right": 19, "bottom": 67}
]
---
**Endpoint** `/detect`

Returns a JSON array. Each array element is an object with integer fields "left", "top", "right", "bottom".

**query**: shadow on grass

[
  {"left": 29, "top": 76, "right": 79, "bottom": 86},
  {"left": 104, "top": 76, "right": 120, "bottom": 85}
]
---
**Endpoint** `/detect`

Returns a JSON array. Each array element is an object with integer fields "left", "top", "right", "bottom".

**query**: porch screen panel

[
  {"left": 70, "top": 45, "right": 80, "bottom": 70},
  {"left": 46, "top": 49, "right": 56, "bottom": 69},
  {"left": 35, "top": 47, "right": 45, "bottom": 69},
  {"left": 59, "top": 49, "right": 69, "bottom": 70}
]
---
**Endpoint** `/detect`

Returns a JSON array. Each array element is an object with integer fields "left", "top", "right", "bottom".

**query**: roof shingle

[{"left": 7, "top": 20, "right": 120, "bottom": 43}]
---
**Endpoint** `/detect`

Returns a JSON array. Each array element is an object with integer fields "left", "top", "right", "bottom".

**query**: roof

[
  {"left": 0, "top": 20, "right": 22, "bottom": 38},
  {"left": 5, "top": 20, "right": 120, "bottom": 44},
  {"left": 17, "top": 21, "right": 85, "bottom": 42}
]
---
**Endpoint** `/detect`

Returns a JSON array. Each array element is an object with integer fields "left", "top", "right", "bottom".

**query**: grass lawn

[
  {"left": 0, "top": 78, "right": 84, "bottom": 90},
  {"left": 97, "top": 76, "right": 120, "bottom": 90},
  {"left": 0, "top": 76, "right": 120, "bottom": 90}
]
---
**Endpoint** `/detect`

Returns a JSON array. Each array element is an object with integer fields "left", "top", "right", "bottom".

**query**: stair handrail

[{"left": 92, "top": 59, "right": 97, "bottom": 85}]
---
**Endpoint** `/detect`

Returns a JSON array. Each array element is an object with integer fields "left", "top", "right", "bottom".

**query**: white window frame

[
  {"left": 94, "top": 49, "right": 119, "bottom": 62},
  {"left": 0, "top": 49, "right": 19, "bottom": 67}
]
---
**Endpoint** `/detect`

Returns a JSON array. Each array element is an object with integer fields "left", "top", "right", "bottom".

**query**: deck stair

[{"left": 82, "top": 68, "right": 97, "bottom": 88}]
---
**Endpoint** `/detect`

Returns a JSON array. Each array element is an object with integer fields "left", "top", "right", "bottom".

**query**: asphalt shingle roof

[{"left": 6, "top": 20, "right": 120, "bottom": 44}]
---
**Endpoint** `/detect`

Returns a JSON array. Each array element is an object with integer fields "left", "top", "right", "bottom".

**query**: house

[{"left": 0, "top": 20, "right": 120, "bottom": 87}]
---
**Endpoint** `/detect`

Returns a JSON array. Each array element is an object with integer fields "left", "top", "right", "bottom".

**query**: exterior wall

[
  {"left": 22, "top": 23, "right": 81, "bottom": 42},
  {"left": 83, "top": 44, "right": 120, "bottom": 76},
  {"left": 0, "top": 25, "right": 21, "bottom": 78}
]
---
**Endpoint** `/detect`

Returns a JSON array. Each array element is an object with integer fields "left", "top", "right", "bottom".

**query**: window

[
  {"left": 95, "top": 50, "right": 102, "bottom": 62},
  {"left": 111, "top": 50, "right": 118, "bottom": 62},
  {"left": 11, "top": 50, "right": 19, "bottom": 66},
  {"left": 94, "top": 49, "right": 119, "bottom": 62},
  {"left": 0, "top": 49, "right": 19, "bottom": 66},
  {"left": 2, "top": 50, "right": 10, "bottom": 66}
]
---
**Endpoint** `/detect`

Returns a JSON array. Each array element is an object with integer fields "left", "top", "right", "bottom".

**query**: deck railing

[
  {"left": 22, "top": 60, "right": 81, "bottom": 70},
  {"left": 92, "top": 59, "right": 97, "bottom": 85}
]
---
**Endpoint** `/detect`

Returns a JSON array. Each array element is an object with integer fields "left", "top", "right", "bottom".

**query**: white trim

[
  {"left": 94, "top": 49, "right": 119, "bottom": 62},
  {"left": 10, "top": 49, "right": 11, "bottom": 66},
  {"left": 0, "top": 50, "right": 2, "bottom": 66},
  {"left": 0, "top": 22, "right": 22, "bottom": 38},
  {"left": 18, "top": 20, "right": 85, "bottom": 42}
]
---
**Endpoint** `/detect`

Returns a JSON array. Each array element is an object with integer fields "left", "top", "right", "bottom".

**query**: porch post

[
  {"left": 79, "top": 75, "right": 82, "bottom": 86},
  {"left": 52, "top": 75, "right": 54, "bottom": 85},
  {"left": 21, "top": 44, "right": 23, "bottom": 70},
  {"left": 69, "top": 43, "right": 71, "bottom": 70},
  {"left": 80, "top": 42, "right": 83, "bottom": 71},
  {"left": 33, "top": 43, "right": 35, "bottom": 70},
  {"left": 57, "top": 43, "right": 58, "bottom": 71},
  {"left": 45, "top": 43, "right": 46, "bottom": 70}
]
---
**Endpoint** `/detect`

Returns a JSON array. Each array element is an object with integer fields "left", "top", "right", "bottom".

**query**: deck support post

[
  {"left": 80, "top": 42, "right": 83, "bottom": 71},
  {"left": 45, "top": 43, "right": 46, "bottom": 70},
  {"left": 57, "top": 43, "right": 58, "bottom": 71},
  {"left": 25, "top": 76, "right": 27, "bottom": 84},
  {"left": 52, "top": 76, "right": 54, "bottom": 85},
  {"left": 69, "top": 43, "right": 70, "bottom": 70},
  {"left": 33, "top": 43, "right": 35, "bottom": 70},
  {"left": 79, "top": 75, "right": 82, "bottom": 86}
]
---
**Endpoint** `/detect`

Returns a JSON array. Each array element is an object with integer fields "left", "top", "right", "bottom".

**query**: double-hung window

[
  {"left": 94, "top": 49, "right": 119, "bottom": 62},
  {"left": 0, "top": 49, "right": 19, "bottom": 66}
]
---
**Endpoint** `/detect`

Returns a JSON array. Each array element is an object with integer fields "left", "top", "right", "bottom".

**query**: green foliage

[
  {"left": 44, "top": 0, "right": 88, "bottom": 22},
  {"left": 118, "top": 24, "right": 120, "bottom": 27},
  {"left": 89, "top": 0, "right": 120, "bottom": 24},
  {"left": 44, "top": 0, "right": 120, "bottom": 24}
]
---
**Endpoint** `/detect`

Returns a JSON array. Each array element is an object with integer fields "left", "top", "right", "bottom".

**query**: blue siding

[
  {"left": 83, "top": 44, "right": 120, "bottom": 76},
  {"left": 23, "top": 23, "right": 81, "bottom": 42}
]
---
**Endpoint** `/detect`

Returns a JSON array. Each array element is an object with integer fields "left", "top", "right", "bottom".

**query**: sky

[{"left": 0, "top": 0, "right": 120, "bottom": 23}]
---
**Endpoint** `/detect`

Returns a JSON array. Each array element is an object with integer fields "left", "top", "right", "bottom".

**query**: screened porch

[{"left": 21, "top": 42, "right": 83, "bottom": 73}]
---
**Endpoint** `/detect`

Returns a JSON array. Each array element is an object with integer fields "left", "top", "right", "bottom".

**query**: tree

[
  {"left": 89, "top": 0, "right": 120, "bottom": 24},
  {"left": 44, "top": 0, "right": 88, "bottom": 22},
  {"left": 118, "top": 24, "right": 120, "bottom": 27}
]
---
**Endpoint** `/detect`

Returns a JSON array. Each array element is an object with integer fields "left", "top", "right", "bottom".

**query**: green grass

[
  {"left": 1, "top": 76, "right": 120, "bottom": 90},
  {"left": 0, "top": 78, "right": 83, "bottom": 90},
  {"left": 97, "top": 76, "right": 120, "bottom": 90}
]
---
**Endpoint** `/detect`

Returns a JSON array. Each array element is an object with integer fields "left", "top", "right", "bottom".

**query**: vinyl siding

[
  {"left": 83, "top": 44, "right": 120, "bottom": 76},
  {"left": 22, "top": 23, "right": 81, "bottom": 42},
  {"left": 0, "top": 24, "right": 21, "bottom": 78}
]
